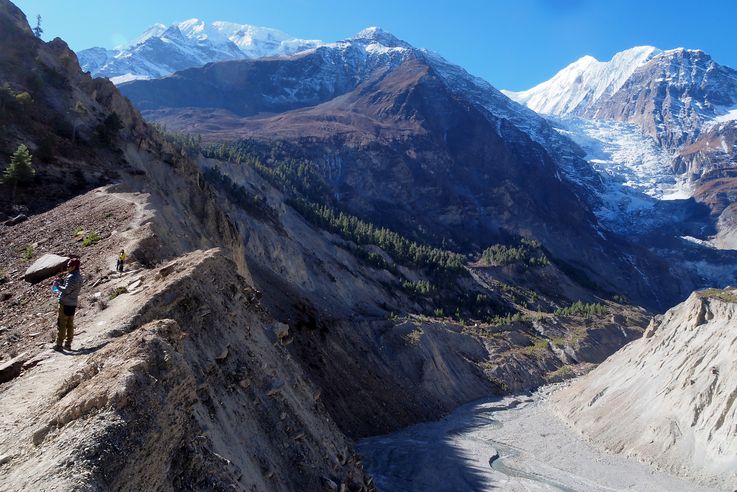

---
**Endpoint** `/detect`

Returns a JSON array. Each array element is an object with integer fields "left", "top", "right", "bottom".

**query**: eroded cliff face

[
  {"left": 551, "top": 289, "right": 737, "bottom": 489},
  {"left": 0, "top": 0, "right": 152, "bottom": 217},
  {"left": 0, "top": 250, "right": 372, "bottom": 491}
]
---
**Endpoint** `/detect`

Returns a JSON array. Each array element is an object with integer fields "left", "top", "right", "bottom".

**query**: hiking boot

[
  {"left": 53, "top": 344, "right": 63, "bottom": 352},
  {"left": 63, "top": 343, "right": 72, "bottom": 350}
]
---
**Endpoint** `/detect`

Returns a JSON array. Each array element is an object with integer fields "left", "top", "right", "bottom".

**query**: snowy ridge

[
  {"left": 503, "top": 46, "right": 660, "bottom": 115},
  {"left": 419, "top": 50, "right": 602, "bottom": 190},
  {"left": 505, "top": 45, "right": 737, "bottom": 236},
  {"left": 78, "top": 18, "right": 323, "bottom": 83}
]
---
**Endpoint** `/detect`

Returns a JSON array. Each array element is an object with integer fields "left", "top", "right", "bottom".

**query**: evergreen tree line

[
  {"left": 198, "top": 139, "right": 468, "bottom": 275},
  {"left": 481, "top": 237, "right": 550, "bottom": 267},
  {"left": 288, "top": 198, "right": 466, "bottom": 276},
  {"left": 150, "top": 124, "right": 203, "bottom": 156},
  {"left": 554, "top": 300, "right": 608, "bottom": 317},
  {"left": 201, "top": 140, "right": 330, "bottom": 202},
  {"left": 201, "top": 167, "right": 278, "bottom": 224}
]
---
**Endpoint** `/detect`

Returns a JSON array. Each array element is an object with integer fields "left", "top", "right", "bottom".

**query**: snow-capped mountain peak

[
  {"left": 176, "top": 18, "right": 232, "bottom": 46},
  {"left": 133, "top": 23, "right": 167, "bottom": 45},
  {"left": 503, "top": 46, "right": 660, "bottom": 115},
  {"left": 77, "top": 19, "right": 323, "bottom": 84},
  {"left": 352, "top": 26, "right": 410, "bottom": 48}
]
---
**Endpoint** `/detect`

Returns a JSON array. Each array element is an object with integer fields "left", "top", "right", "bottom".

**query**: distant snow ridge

[
  {"left": 502, "top": 46, "right": 660, "bottom": 115},
  {"left": 77, "top": 18, "right": 322, "bottom": 84}
]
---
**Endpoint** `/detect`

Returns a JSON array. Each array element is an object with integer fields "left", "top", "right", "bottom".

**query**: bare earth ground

[
  {"left": 0, "top": 186, "right": 149, "bottom": 360},
  {"left": 358, "top": 385, "right": 715, "bottom": 492},
  {"left": 0, "top": 182, "right": 373, "bottom": 491},
  {"left": 0, "top": 186, "right": 157, "bottom": 487}
]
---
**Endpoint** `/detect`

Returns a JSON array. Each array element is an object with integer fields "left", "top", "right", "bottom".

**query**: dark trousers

[{"left": 116, "top": 259, "right": 124, "bottom": 272}]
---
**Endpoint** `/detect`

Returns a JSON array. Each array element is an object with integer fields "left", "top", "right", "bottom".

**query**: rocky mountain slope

[
  {"left": 117, "top": 27, "right": 719, "bottom": 310},
  {"left": 78, "top": 18, "right": 322, "bottom": 84},
  {"left": 507, "top": 45, "right": 737, "bottom": 291},
  {"left": 507, "top": 46, "right": 737, "bottom": 198},
  {"left": 0, "top": 1, "right": 657, "bottom": 489},
  {"left": 505, "top": 47, "right": 737, "bottom": 147},
  {"left": 0, "top": 8, "right": 145, "bottom": 217},
  {"left": 551, "top": 288, "right": 737, "bottom": 490}
]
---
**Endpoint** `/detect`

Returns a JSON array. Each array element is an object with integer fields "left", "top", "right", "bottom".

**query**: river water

[{"left": 358, "top": 386, "right": 713, "bottom": 492}]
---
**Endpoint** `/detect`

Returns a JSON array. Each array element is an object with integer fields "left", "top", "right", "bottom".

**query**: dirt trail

[
  {"left": 0, "top": 185, "right": 151, "bottom": 359},
  {"left": 0, "top": 184, "right": 373, "bottom": 491},
  {"left": 0, "top": 187, "right": 153, "bottom": 479}
]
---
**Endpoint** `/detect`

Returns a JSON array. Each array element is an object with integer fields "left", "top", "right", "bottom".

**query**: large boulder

[
  {"left": 24, "top": 254, "right": 69, "bottom": 284},
  {"left": 4, "top": 214, "right": 27, "bottom": 227}
]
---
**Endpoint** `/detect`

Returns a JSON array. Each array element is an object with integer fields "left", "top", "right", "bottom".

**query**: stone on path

[{"left": 24, "top": 254, "right": 70, "bottom": 284}]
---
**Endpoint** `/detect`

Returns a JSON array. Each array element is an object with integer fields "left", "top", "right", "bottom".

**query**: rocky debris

[
  {"left": 273, "top": 323, "right": 289, "bottom": 340},
  {"left": 215, "top": 346, "right": 229, "bottom": 362},
  {"left": 91, "top": 276, "right": 109, "bottom": 288},
  {"left": 551, "top": 289, "right": 737, "bottom": 489},
  {"left": 266, "top": 378, "right": 285, "bottom": 396},
  {"left": 157, "top": 260, "right": 179, "bottom": 279},
  {"left": 0, "top": 187, "right": 137, "bottom": 361},
  {"left": 4, "top": 214, "right": 27, "bottom": 227},
  {"left": 23, "top": 254, "right": 70, "bottom": 284},
  {"left": 0, "top": 352, "right": 29, "bottom": 383},
  {"left": 321, "top": 476, "right": 338, "bottom": 491}
]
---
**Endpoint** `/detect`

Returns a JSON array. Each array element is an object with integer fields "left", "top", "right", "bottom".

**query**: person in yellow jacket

[{"left": 116, "top": 249, "right": 127, "bottom": 272}]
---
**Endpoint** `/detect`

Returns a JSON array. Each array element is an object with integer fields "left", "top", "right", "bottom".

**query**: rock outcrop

[
  {"left": 23, "top": 253, "right": 69, "bottom": 283},
  {"left": 551, "top": 289, "right": 737, "bottom": 489}
]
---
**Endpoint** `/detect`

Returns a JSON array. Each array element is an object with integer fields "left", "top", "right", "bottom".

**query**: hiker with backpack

[{"left": 52, "top": 258, "right": 82, "bottom": 351}]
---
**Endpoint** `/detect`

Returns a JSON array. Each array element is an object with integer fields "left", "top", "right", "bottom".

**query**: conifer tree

[
  {"left": 3, "top": 144, "right": 36, "bottom": 201},
  {"left": 33, "top": 15, "right": 43, "bottom": 38}
]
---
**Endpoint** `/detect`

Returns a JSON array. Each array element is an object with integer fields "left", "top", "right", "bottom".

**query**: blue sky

[{"left": 13, "top": 0, "right": 737, "bottom": 90}]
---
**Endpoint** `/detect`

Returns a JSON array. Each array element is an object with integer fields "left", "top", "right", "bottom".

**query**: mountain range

[
  {"left": 116, "top": 27, "right": 737, "bottom": 309},
  {"left": 77, "top": 18, "right": 322, "bottom": 84},
  {"left": 119, "top": 26, "right": 684, "bottom": 307},
  {"left": 2, "top": 1, "right": 736, "bottom": 489},
  {"left": 506, "top": 47, "right": 737, "bottom": 238},
  {"left": 0, "top": 3, "right": 656, "bottom": 487}
]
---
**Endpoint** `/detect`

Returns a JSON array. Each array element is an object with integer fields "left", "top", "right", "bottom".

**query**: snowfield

[
  {"left": 547, "top": 115, "right": 692, "bottom": 232},
  {"left": 78, "top": 18, "right": 323, "bottom": 83}
]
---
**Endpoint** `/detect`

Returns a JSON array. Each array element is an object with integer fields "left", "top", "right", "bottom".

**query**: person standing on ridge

[
  {"left": 116, "top": 249, "right": 127, "bottom": 272},
  {"left": 52, "top": 258, "right": 82, "bottom": 351}
]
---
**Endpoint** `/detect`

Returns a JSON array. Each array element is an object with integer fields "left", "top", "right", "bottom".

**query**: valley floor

[{"left": 358, "top": 385, "right": 714, "bottom": 492}]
